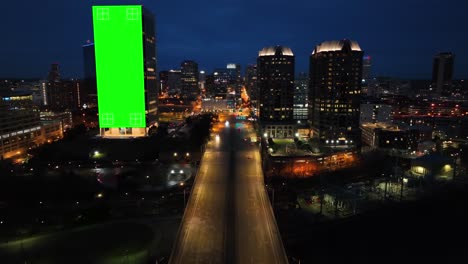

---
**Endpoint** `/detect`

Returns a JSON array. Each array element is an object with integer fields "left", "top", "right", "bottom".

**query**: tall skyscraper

[
  {"left": 432, "top": 52, "right": 454, "bottom": 96},
  {"left": 159, "top": 70, "right": 169, "bottom": 95},
  {"left": 245, "top": 64, "right": 258, "bottom": 108},
  {"left": 167, "top": 69, "right": 182, "bottom": 95},
  {"left": 309, "top": 39, "right": 363, "bottom": 148},
  {"left": 93, "top": 5, "right": 158, "bottom": 137},
  {"left": 82, "top": 42, "right": 97, "bottom": 108},
  {"left": 199, "top": 71, "right": 206, "bottom": 97},
  {"left": 45, "top": 64, "right": 80, "bottom": 111},
  {"left": 362, "top": 55, "right": 371, "bottom": 81},
  {"left": 48, "top": 63, "right": 60, "bottom": 83},
  {"left": 294, "top": 72, "right": 308, "bottom": 121},
  {"left": 180, "top": 60, "right": 199, "bottom": 99},
  {"left": 257, "top": 45, "right": 295, "bottom": 138}
]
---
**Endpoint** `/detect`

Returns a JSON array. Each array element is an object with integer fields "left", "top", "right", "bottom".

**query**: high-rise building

[
  {"left": 92, "top": 5, "right": 158, "bottom": 137},
  {"left": 227, "top": 63, "right": 242, "bottom": 95},
  {"left": 167, "top": 69, "right": 182, "bottom": 95},
  {"left": 82, "top": 42, "right": 97, "bottom": 108},
  {"left": 205, "top": 74, "right": 215, "bottom": 97},
  {"left": 362, "top": 55, "right": 371, "bottom": 81},
  {"left": 0, "top": 91, "right": 41, "bottom": 159},
  {"left": 309, "top": 39, "right": 363, "bottom": 147},
  {"left": 48, "top": 63, "right": 60, "bottom": 83},
  {"left": 45, "top": 64, "right": 81, "bottom": 111},
  {"left": 245, "top": 64, "right": 258, "bottom": 110},
  {"left": 199, "top": 71, "right": 206, "bottom": 97},
  {"left": 181, "top": 60, "right": 199, "bottom": 99},
  {"left": 46, "top": 80, "right": 81, "bottom": 111},
  {"left": 360, "top": 103, "right": 392, "bottom": 125},
  {"left": 159, "top": 70, "right": 169, "bottom": 95},
  {"left": 294, "top": 72, "right": 308, "bottom": 121},
  {"left": 257, "top": 46, "right": 295, "bottom": 138},
  {"left": 432, "top": 52, "right": 454, "bottom": 96}
]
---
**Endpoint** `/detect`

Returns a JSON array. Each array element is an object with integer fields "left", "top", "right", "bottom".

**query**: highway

[{"left": 169, "top": 117, "right": 288, "bottom": 264}]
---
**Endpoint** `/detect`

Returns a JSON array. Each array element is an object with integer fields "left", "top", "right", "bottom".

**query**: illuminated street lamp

[
  {"left": 295, "top": 132, "right": 299, "bottom": 137},
  {"left": 264, "top": 133, "right": 268, "bottom": 138},
  {"left": 173, "top": 152, "right": 178, "bottom": 157}
]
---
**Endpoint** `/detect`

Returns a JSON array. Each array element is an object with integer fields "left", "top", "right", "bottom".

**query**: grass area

[{"left": 0, "top": 222, "right": 155, "bottom": 264}]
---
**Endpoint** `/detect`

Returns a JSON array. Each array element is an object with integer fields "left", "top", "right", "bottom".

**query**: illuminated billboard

[{"left": 92, "top": 5, "right": 146, "bottom": 128}]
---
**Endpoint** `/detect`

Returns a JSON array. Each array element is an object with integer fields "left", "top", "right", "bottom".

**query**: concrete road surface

[{"left": 169, "top": 118, "right": 288, "bottom": 264}]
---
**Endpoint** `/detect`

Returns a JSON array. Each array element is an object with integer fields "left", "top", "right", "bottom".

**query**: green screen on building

[{"left": 92, "top": 5, "right": 146, "bottom": 128}]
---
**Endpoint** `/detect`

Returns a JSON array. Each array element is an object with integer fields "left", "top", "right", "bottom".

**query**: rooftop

[
  {"left": 259, "top": 46, "right": 294, "bottom": 57},
  {"left": 312, "top": 39, "right": 362, "bottom": 54}
]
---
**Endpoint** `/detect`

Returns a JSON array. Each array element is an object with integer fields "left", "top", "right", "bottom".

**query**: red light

[{"left": 431, "top": 103, "right": 435, "bottom": 107}]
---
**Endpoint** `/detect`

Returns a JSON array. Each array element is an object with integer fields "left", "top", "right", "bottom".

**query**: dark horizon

[{"left": 1, "top": 0, "right": 467, "bottom": 79}]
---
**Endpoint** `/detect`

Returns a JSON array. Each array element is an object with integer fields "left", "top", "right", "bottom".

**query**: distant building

[
  {"left": 361, "top": 123, "right": 420, "bottom": 151},
  {"left": 82, "top": 42, "right": 97, "bottom": 108},
  {"left": 294, "top": 72, "right": 308, "bottom": 121},
  {"left": 205, "top": 74, "right": 215, "bottom": 97},
  {"left": 167, "top": 70, "right": 182, "bottom": 95},
  {"left": 46, "top": 63, "right": 78, "bottom": 111},
  {"left": 46, "top": 80, "right": 81, "bottom": 112},
  {"left": 0, "top": 91, "right": 41, "bottom": 159},
  {"left": 309, "top": 40, "right": 363, "bottom": 148},
  {"left": 199, "top": 70, "right": 206, "bottom": 97},
  {"left": 213, "top": 68, "right": 230, "bottom": 98},
  {"left": 159, "top": 70, "right": 169, "bottom": 95},
  {"left": 360, "top": 103, "right": 392, "bottom": 124},
  {"left": 362, "top": 55, "right": 371, "bottom": 81},
  {"left": 181, "top": 60, "right": 199, "bottom": 99},
  {"left": 257, "top": 45, "right": 295, "bottom": 138},
  {"left": 432, "top": 52, "right": 454, "bottom": 96},
  {"left": 245, "top": 64, "right": 258, "bottom": 105},
  {"left": 227, "top": 63, "right": 242, "bottom": 95},
  {"left": 48, "top": 63, "right": 60, "bottom": 82}
]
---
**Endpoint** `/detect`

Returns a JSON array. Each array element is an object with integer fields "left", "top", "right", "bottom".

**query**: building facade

[
  {"left": 257, "top": 46, "right": 295, "bottom": 138},
  {"left": 294, "top": 72, "right": 308, "bottom": 121},
  {"left": 309, "top": 40, "right": 363, "bottom": 148},
  {"left": 432, "top": 52, "right": 454, "bottom": 96},
  {"left": 180, "top": 60, "right": 199, "bottom": 99}
]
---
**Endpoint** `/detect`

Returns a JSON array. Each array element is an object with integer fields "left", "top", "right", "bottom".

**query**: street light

[
  {"left": 264, "top": 133, "right": 268, "bottom": 138},
  {"left": 173, "top": 152, "right": 178, "bottom": 157}
]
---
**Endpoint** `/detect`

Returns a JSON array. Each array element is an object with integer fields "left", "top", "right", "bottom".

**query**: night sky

[{"left": 1, "top": 0, "right": 467, "bottom": 79}]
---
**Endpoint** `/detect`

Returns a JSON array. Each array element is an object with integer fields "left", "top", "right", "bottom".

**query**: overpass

[{"left": 169, "top": 117, "right": 288, "bottom": 264}]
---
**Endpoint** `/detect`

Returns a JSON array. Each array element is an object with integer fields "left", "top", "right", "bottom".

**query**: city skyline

[{"left": 1, "top": 0, "right": 468, "bottom": 79}]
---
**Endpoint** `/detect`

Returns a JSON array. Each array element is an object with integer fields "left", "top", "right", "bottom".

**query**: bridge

[{"left": 169, "top": 116, "right": 288, "bottom": 264}]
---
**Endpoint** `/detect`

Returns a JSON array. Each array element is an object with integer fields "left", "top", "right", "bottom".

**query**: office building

[
  {"left": 257, "top": 45, "right": 295, "bottom": 138},
  {"left": 245, "top": 64, "right": 258, "bottom": 107},
  {"left": 0, "top": 91, "right": 41, "bottom": 159},
  {"left": 159, "top": 70, "right": 169, "bottom": 95},
  {"left": 360, "top": 103, "right": 392, "bottom": 124},
  {"left": 294, "top": 72, "right": 308, "bottom": 121},
  {"left": 199, "top": 71, "right": 206, "bottom": 97},
  {"left": 167, "top": 70, "right": 182, "bottom": 95},
  {"left": 92, "top": 5, "right": 158, "bottom": 137},
  {"left": 82, "top": 42, "right": 97, "bottom": 108},
  {"left": 432, "top": 52, "right": 454, "bottom": 96},
  {"left": 181, "top": 60, "right": 199, "bottom": 99},
  {"left": 362, "top": 55, "right": 371, "bottom": 81},
  {"left": 309, "top": 39, "right": 363, "bottom": 148}
]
